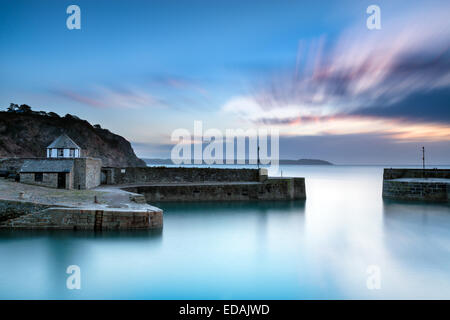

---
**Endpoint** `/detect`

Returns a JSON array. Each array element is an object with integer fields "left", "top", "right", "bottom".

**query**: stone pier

[
  {"left": 0, "top": 179, "right": 163, "bottom": 230},
  {"left": 101, "top": 167, "right": 306, "bottom": 202},
  {"left": 382, "top": 169, "right": 450, "bottom": 202},
  {"left": 120, "top": 177, "right": 306, "bottom": 202},
  {"left": 1, "top": 205, "right": 162, "bottom": 230}
]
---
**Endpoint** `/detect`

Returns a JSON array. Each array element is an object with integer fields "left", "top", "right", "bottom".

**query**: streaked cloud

[
  {"left": 222, "top": 5, "right": 450, "bottom": 142},
  {"left": 223, "top": 96, "right": 450, "bottom": 142}
]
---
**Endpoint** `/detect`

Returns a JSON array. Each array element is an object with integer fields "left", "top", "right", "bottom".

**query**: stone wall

[
  {"left": 0, "top": 199, "right": 51, "bottom": 223},
  {"left": 73, "top": 157, "right": 102, "bottom": 189},
  {"left": 84, "top": 158, "right": 102, "bottom": 189},
  {"left": 382, "top": 169, "right": 450, "bottom": 202},
  {"left": 106, "top": 166, "right": 261, "bottom": 185},
  {"left": 20, "top": 172, "right": 56, "bottom": 188},
  {"left": 383, "top": 180, "right": 449, "bottom": 202},
  {"left": 122, "top": 177, "right": 306, "bottom": 202},
  {"left": 294, "top": 177, "right": 306, "bottom": 199},
  {"left": 73, "top": 158, "right": 84, "bottom": 189},
  {"left": 0, "top": 206, "right": 163, "bottom": 230},
  {"left": 20, "top": 172, "right": 72, "bottom": 189},
  {"left": 66, "top": 171, "right": 73, "bottom": 189}
]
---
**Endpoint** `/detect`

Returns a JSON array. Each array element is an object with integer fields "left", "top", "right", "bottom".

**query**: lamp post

[
  {"left": 421, "top": 146, "right": 425, "bottom": 179},
  {"left": 257, "top": 144, "right": 260, "bottom": 169},
  {"left": 422, "top": 146, "right": 425, "bottom": 170}
]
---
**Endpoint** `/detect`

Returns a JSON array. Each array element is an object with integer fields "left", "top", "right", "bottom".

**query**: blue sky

[{"left": 1, "top": 0, "right": 449, "bottom": 164}]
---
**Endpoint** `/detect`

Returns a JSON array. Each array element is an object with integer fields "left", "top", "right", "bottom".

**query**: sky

[{"left": 0, "top": 0, "right": 449, "bottom": 164}]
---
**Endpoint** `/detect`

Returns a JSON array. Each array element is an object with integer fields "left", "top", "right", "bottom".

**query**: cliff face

[{"left": 0, "top": 110, "right": 146, "bottom": 167}]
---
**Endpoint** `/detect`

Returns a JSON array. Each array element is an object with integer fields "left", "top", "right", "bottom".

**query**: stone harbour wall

[
  {"left": 122, "top": 177, "right": 306, "bottom": 202},
  {"left": 0, "top": 199, "right": 52, "bottom": 223},
  {"left": 0, "top": 206, "right": 163, "bottom": 230},
  {"left": 106, "top": 166, "right": 261, "bottom": 185},
  {"left": 382, "top": 169, "right": 450, "bottom": 202},
  {"left": 383, "top": 180, "right": 449, "bottom": 202}
]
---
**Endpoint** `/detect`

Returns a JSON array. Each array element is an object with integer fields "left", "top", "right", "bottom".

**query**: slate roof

[
  {"left": 20, "top": 159, "right": 74, "bottom": 173},
  {"left": 47, "top": 134, "right": 80, "bottom": 149}
]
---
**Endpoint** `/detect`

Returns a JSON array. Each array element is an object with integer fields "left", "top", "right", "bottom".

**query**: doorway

[{"left": 57, "top": 173, "right": 66, "bottom": 189}]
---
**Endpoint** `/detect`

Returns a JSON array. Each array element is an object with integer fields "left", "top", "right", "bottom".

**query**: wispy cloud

[
  {"left": 53, "top": 75, "right": 212, "bottom": 111},
  {"left": 53, "top": 85, "right": 167, "bottom": 109},
  {"left": 146, "top": 75, "right": 210, "bottom": 97}
]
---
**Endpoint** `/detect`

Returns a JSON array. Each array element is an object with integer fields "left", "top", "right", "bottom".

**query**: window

[
  {"left": 35, "top": 173, "right": 43, "bottom": 182},
  {"left": 57, "top": 148, "right": 64, "bottom": 157},
  {"left": 69, "top": 149, "right": 75, "bottom": 157}
]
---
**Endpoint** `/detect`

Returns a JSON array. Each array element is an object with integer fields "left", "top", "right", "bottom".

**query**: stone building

[
  {"left": 47, "top": 134, "right": 81, "bottom": 158},
  {"left": 20, "top": 159, "right": 74, "bottom": 189},
  {"left": 17, "top": 134, "right": 101, "bottom": 189},
  {"left": 19, "top": 157, "right": 102, "bottom": 189}
]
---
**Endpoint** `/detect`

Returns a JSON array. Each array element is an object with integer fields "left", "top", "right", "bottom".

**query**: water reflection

[
  {"left": 0, "top": 229, "right": 163, "bottom": 299},
  {"left": 156, "top": 200, "right": 306, "bottom": 214},
  {"left": 379, "top": 200, "right": 450, "bottom": 299},
  {"left": 0, "top": 229, "right": 163, "bottom": 241},
  {"left": 382, "top": 199, "right": 450, "bottom": 226}
]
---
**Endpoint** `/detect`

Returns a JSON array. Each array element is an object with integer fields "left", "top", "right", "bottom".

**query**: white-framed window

[
  {"left": 57, "top": 149, "right": 64, "bottom": 157},
  {"left": 69, "top": 149, "right": 75, "bottom": 157}
]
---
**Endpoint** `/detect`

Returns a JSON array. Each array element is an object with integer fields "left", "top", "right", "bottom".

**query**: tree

[
  {"left": 18, "top": 104, "right": 32, "bottom": 113},
  {"left": 48, "top": 112, "right": 60, "bottom": 118},
  {"left": 5, "top": 103, "right": 32, "bottom": 113},
  {"left": 7, "top": 103, "right": 19, "bottom": 112}
]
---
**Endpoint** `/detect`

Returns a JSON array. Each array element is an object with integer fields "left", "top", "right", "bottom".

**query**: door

[
  {"left": 57, "top": 173, "right": 66, "bottom": 189},
  {"left": 101, "top": 170, "right": 107, "bottom": 184}
]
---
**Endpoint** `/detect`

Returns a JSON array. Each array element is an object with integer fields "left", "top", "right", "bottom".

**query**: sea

[{"left": 0, "top": 164, "right": 449, "bottom": 299}]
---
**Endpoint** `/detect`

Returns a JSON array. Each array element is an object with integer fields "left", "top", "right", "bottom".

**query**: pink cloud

[{"left": 54, "top": 86, "right": 166, "bottom": 110}]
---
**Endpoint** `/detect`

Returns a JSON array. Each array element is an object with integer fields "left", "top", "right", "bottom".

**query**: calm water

[{"left": 0, "top": 165, "right": 449, "bottom": 299}]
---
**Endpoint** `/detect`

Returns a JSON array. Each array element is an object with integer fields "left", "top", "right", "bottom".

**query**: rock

[{"left": 0, "top": 107, "right": 146, "bottom": 167}]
